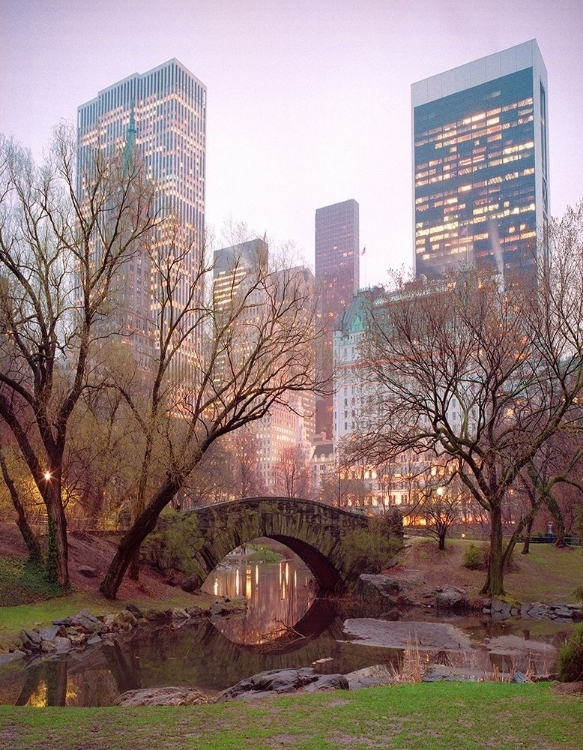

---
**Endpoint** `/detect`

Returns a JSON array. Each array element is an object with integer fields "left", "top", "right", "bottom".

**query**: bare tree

[
  {"left": 274, "top": 444, "right": 311, "bottom": 498},
  {"left": 0, "top": 129, "right": 156, "bottom": 585},
  {"left": 354, "top": 204, "right": 583, "bottom": 596},
  {"left": 99, "top": 235, "right": 319, "bottom": 598}
]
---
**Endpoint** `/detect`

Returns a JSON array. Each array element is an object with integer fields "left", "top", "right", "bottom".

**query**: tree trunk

[
  {"left": 45, "top": 482, "right": 69, "bottom": 588},
  {"left": 100, "top": 477, "right": 179, "bottom": 599},
  {"left": 521, "top": 516, "right": 533, "bottom": 555},
  {"left": 481, "top": 503, "right": 505, "bottom": 596},
  {"left": 0, "top": 451, "right": 42, "bottom": 566},
  {"left": 438, "top": 529, "right": 446, "bottom": 550},
  {"left": 128, "top": 548, "right": 140, "bottom": 581}
]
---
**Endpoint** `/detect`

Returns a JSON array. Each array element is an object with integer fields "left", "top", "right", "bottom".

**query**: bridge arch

[{"left": 184, "top": 497, "right": 389, "bottom": 594}]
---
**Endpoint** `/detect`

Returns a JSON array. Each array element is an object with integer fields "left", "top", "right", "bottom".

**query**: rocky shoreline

[{"left": 355, "top": 574, "right": 583, "bottom": 622}]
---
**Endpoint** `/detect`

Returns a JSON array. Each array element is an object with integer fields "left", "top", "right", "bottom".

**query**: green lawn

[{"left": 0, "top": 682, "right": 581, "bottom": 750}]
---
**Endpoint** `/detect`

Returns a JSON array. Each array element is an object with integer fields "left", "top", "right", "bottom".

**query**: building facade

[
  {"left": 77, "top": 59, "right": 206, "bottom": 367},
  {"left": 212, "top": 240, "right": 315, "bottom": 496},
  {"left": 314, "top": 199, "right": 360, "bottom": 439},
  {"left": 412, "top": 40, "right": 549, "bottom": 284}
]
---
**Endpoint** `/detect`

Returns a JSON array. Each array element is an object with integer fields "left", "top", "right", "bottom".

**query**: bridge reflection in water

[{"left": 202, "top": 545, "right": 316, "bottom": 644}]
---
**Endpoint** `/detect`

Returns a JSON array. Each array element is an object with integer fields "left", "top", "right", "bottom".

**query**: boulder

[
  {"left": 116, "top": 687, "right": 214, "bottom": 706},
  {"left": 70, "top": 610, "right": 107, "bottom": 634},
  {"left": 355, "top": 574, "right": 418, "bottom": 603},
  {"left": 20, "top": 629, "right": 42, "bottom": 652},
  {"left": 434, "top": 586, "right": 469, "bottom": 611},
  {"left": 181, "top": 573, "right": 203, "bottom": 593},
  {"left": 218, "top": 668, "right": 349, "bottom": 702}
]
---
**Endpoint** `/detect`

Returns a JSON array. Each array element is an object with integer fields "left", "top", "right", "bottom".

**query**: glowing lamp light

[{"left": 44, "top": 471, "right": 51, "bottom": 481}]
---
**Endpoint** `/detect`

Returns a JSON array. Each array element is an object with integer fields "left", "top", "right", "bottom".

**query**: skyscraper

[
  {"left": 212, "top": 241, "right": 315, "bottom": 495},
  {"left": 77, "top": 59, "right": 206, "bottom": 366},
  {"left": 315, "top": 199, "right": 359, "bottom": 439},
  {"left": 412, "top": 40, "right": 549, "bottom": 284}
]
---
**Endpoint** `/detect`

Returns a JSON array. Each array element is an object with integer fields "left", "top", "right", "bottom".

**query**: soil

[
  {"left": 383, "top": 535, "right": 486, "bottom": 604},
  {"left": 0, "top": 522, "right": 189, "bottom": 603}
]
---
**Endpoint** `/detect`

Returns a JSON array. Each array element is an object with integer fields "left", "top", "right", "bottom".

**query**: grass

[
  {"left": 0, "top": 556, "right": 64, "bottom": 607},
  {"left": 0, "top": 682, "right": 582, "bottom": 749},
  {"left": 0, "top": 552, "right": 214, "bottom": 652},
  {"left": 405, "top": 536, "right": 583, "bottom": 603}
]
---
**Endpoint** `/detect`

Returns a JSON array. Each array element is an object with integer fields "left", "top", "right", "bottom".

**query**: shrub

[
  {"left": 557, "top": 623, "right": 583, "bottom": 682},
  {"left": 343, "top": 517, "right": 402, "bottom": 574},
  {"left": 463, "top": 542, "right": 483, "bottom": 570},
  {"left": 141, "top": 510, "right": 202, "bottom": 575},
  {"left": 572, "top": 586, "right": 583, "bottom": 606}
]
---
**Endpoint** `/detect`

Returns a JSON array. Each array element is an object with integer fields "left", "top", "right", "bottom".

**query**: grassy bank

[
  {"left": 0, "top": 553, "right": 214, "bottom": 652},
  {"left": 0, "top": 682, "right": 581, "bottom": 750}
]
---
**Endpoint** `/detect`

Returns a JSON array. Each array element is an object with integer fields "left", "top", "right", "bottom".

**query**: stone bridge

[{"left": 184, "top": 497, "right": 401, "bottom": 594}]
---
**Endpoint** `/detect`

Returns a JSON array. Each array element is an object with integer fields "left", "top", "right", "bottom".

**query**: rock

[
  {"left": 86, "top": 634, "right": 103, "bottom": 647},
  {"left": 70, "top": 610, "right": 107, "bottom": 634},
  {"left": 116, "top": 687, "right": 214, "bottom": 706},
  {"left": 0, "top": 651, "right": 25, "bottom": 666},
  {"left": 355, "top": 574, "right": 418, "bottom": 603},
  {"left": 112, "top": 610, "right": 138, "bottom": 630},
  {"left": 345, "top": 664, "right": 396, "bottom": 689},
  {"left": 434, "top": 586, "right": 469, "bottom": 611},
  {"left": 343, "top": 618, "right": 472, "bottom": 651},
  {"left": 218, "top": 668, "right": 349, "bottom": 702},
  {"left": 181, "top": 573, "right": 203, "bottom": 593},
  {"left": 20, "top": 629, "right": 42, "bottom": 651},
  {"left": 185, "top": 606, "right": 206, "bottom": 619},
  {"left": 125, "top": 603, "right": 145, "bottom": 619},
  {"left": 170, "top": 607, "right": 189, "bottom": 621},
  {"left": 77, "top": 565, "right": 98, "bottom": 578},
  {"left": 53, "top": 636, "right": 73, "bottom": 653},
  {"left": 210, "top": 602, "right": 230, "bottom": 616},
  {"left": 38, "top": 625, "right": 60, "bottom": 642}
]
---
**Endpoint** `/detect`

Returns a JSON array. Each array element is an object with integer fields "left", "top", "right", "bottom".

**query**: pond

[{"left": 0, "top": 542, "right": 574, "bottom": 706}]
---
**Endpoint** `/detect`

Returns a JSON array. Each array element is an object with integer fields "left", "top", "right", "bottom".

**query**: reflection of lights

[
  {"left": 213, "top": 577, "right": 219, "bottom": 596},
  {"left": 255, "top": 564, "right": 259, "bottom": 585},
  {"left": 235, "top": 568, "right": 240, "bottom": 597},
  {"left": 245, "top": 567, "right": 252, "bottom": 599}
]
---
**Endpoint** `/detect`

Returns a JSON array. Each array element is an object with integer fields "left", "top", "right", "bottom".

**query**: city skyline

[{"left": 1, "top": 1, "right": 582, "bottom": 288}]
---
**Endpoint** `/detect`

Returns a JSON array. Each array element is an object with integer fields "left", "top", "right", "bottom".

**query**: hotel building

[{"left": 412, "top": 40, "right": 549, "bottom": 284}]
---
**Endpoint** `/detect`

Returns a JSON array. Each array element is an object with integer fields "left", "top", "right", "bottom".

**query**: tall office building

[
  {"left": 213, "top": 238, "right": 269, "bottom": 315},
  {"left": 315, "top": 199, "right": 359, "bottom": 439},
  {"left": 212, "top": 243, "right": 315, "bottom": 494},
  {"left": 412, "top": 40, "right": 549, "bottom": 283},
  {"left": 77, "top": 59, "right": 206, "bottom": 367}
]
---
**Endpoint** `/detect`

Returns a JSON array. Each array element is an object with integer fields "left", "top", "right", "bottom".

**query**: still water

[{"left": 0, "top": 545, "right": 573, "bottom": 706}]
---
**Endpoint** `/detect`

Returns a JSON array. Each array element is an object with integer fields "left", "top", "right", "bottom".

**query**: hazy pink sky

[{"left": 1, "top": 0, "right": 582, "bottom": 286}]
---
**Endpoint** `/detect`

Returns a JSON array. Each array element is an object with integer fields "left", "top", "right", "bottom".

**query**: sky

[{"left": 1, "top": 0, "right": 582, "bottom": 288}]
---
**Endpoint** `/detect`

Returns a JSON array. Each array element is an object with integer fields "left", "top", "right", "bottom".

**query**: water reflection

[{"left": 202, "top": 550, "right": 316, "bottom": 644}]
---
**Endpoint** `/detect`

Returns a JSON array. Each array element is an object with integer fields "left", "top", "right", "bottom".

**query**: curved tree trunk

[
  {"left": 100, "top": 477, "right": 180, "bottom": 599},
  {"left": 0, "top": 450, "right": 42, "bottom": 566}
]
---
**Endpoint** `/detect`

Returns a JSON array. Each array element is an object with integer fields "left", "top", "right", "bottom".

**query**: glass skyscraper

[
  {"left": 77, "top": 59, "right": 206, "bottom": 367},
  {"left": 412, "top": 40, "right": 549, "bottom": 284},
  {"left": 315, "top": 199, "right": 359, "bottom": 439}
]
